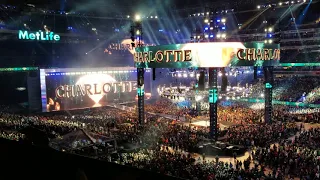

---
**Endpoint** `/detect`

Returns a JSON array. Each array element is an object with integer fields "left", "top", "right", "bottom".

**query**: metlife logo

[{"left": 18, "top": 30, "right": 60, "bottom": 41}]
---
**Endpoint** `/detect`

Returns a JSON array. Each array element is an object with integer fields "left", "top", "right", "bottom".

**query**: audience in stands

[{"left": 1, "top": 98, "right": 320, "bottom": 179}]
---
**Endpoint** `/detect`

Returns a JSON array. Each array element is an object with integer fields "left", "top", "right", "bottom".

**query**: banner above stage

[{"left": 134, "top": 42, "right": 280, "bottom": 68}]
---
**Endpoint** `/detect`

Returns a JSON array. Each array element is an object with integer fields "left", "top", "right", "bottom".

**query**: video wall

[{"left": 40, "top": 67, "right": 151, "bottom": 112}]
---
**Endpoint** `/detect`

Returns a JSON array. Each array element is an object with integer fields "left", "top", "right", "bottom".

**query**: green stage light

[
  {"left": 137, "top": 88, "right": 144, "bottom": 96},
  {"left": 0, "top": 67, "right": 38, "bottom": 72},
  {"left": 265, "top": 83, "right": 272, "bottom": 89},
  {"left": 280, "top": 63, "right": 320, "bottom": 67},
  {"left": 209, "top": 88, "right": 218, "bottom": 103}
]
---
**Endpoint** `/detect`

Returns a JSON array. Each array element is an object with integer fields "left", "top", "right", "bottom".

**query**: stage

[{"left": 190, "top": 117, "right": 237, "bottom": 130}]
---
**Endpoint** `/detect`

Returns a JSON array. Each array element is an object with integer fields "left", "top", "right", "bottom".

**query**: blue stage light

[
  {"left": 210, "top": 34, "right": 214, "bottom": 38},
  {"left": 222, "top": 26, "right": 226, "bottom": 30},
  {"left": 204, "top": 27, "right": 208, "bottom": 30},
  {"left": 217, "top": 19, "right": 221, "bottom": 22},
  {"left": 269, "top": 34, "right": 272, "bottom": 38}
]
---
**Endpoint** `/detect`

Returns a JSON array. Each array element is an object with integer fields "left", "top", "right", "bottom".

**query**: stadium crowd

[
  {"left": 1, "top": 98, "right": 320, "bottom": 179},
  {"left": 250, "top": 76, "right": 320, "bottom": 103}
]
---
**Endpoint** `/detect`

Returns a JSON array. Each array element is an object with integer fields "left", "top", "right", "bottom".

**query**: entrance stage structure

[{"left": 134, "top": 42, "right": 280, "bottom": 140}]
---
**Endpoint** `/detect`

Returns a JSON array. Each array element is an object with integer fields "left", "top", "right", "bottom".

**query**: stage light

[
  {"left": 260, "top": 93, "right": 264, "bottom": 97},
  {"left": 206, "top": 12, "right": 210, "bottom": 15},
  {"left": 221, "top": 18, "right": 226, "bottom": 23},
  {"left": 279, "top": 2, "right": 283, "bottom": 5},
  {"left": 85, "top": 52, "right": 88, "bottom": 54},
  {"left": 303, "top": 0, "right": 306, "bottom": 2},
  {"left": 127, "top": 15, "right": 130, "bottom": 18},
  {"left": 205, "top": 34, "right": 209, "bottom": 38},
  {"left": 183, "top": 73, "right": 188, "bottom": 78},
  {"left": 198, "top": 13, "right": 200, "bottom": 16},
  {"left": 190, "top": 73, "right": 194, "bottom": 77},
  {"left": 217, "top": 19, "right": 221, "bottom": 22},
  {"left": 178, "top": 74, "right": 182, "bottom": 77},
  {"left": 136, "top": 30, "right": 140, "bottom": 35},
  {"left": 150, "top": 16, "right": 153, "bottom": 18},
  {"left": 204, "top": 19, "right": 209, "bottom": 23},
  {"left": 221, "top": 33, "right": 226, "bottom": 38},
  {"left": 210, "top": 34, "right": 214, "bottom": 38},
  {"left": 268, "top": 27, "right": 273, "bottom": 32},
  {"left": 268, "top": 39, "right": 273, "bottom": 43},
  {"left": 257, "top": 5, "right": 261, "bottom": 9},
  {"left": 210, "top": 27, "right": 214, "bottom": 30},
  {"left": 264, "top": 40, "right": 267, "bottom": 43},
  {"left": 16, "top": 87, "right": 26, "bottom": 91},
  {"left": 218, "top": 72, "right": 222, "bottom": 76},
  {"left": 264, "top": 29, "right": 267, "bottom": 32},
  {"left": 217, "top": 34, "right": 221, "bottom": 38},
  {"left": 291, "top": 1, "right": 294, "bottom": 3},
  {"left": 155, "top": 16, "right": 158, "bottom": 18},
  {"left": 193, "top": 36, "right": 196, "bottom": 39},
  {"left": 205, "top": 27, "right": 209, "bottom": 30},
  {"left": 197, "top": 35, "right": 200, "bottom": 39},
  {"left": 135, "top": 15, "right": 141, "bottom": 21},
  {"left": 222, "top": 26, "right": 226, "bottom": 30}
]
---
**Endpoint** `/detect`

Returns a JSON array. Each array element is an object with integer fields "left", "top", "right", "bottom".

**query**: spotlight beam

[{"left": 231, "top": 7, "right": 270, "bottom": 35}]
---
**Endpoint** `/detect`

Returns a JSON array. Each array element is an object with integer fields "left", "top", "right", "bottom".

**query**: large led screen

[
  {"left": 40, "top": 68, "right": 151, "bottom": 112},
  {"left": 135, "top": 42, "right": 280, "bottom": 68}
]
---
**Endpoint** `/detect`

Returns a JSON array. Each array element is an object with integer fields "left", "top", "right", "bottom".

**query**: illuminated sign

[
  {"left": 134, "top": 50, "right": 192, "bottom": 63},
  {"left": 18, "top": 30, "right": 60, "bottom": 41},
  {"left": 237, "top": 48, "right": 280, "bottom": 61},
  {"left": 134, "top": 42, "right": 280, "bottom": 68},
  {"left": 55, "top": 81, "right": 137, "bottom": 99}
]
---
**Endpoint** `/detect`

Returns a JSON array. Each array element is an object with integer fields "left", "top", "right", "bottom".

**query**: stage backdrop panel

[
  {"left": 134, "top": 42, "right": 280, "bottom": 68},
  {"left": 40, "top": 67, "right": 151, "bottom": 112}
]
